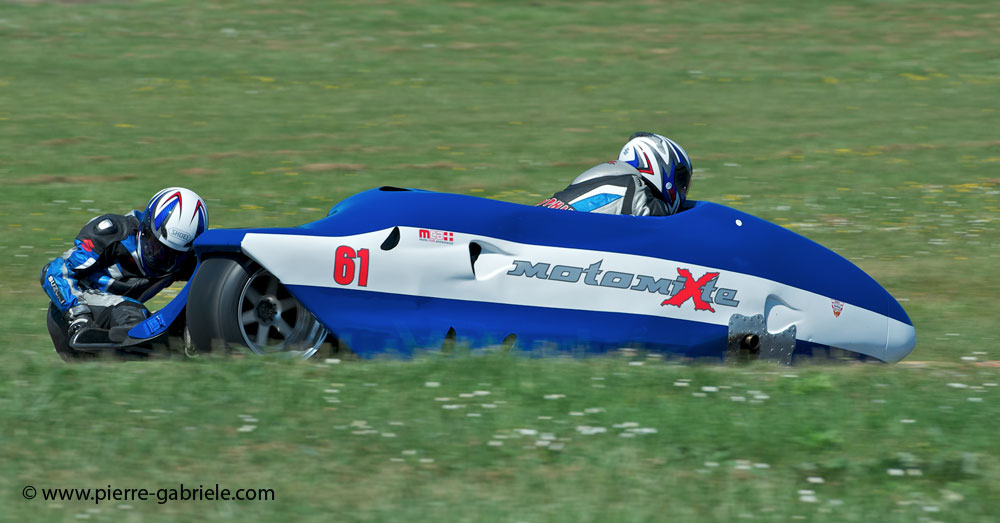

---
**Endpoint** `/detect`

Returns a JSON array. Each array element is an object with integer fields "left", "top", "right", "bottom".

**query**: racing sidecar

[{"left": 70, "top": 187, "right": 916, "bottom": 364}]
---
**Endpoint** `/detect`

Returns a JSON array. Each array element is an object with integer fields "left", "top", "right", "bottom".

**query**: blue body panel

[
  {"left": 188, "top": 188, "right": 912, "bottom": 360},
  {"left": 127, "top": 275, "right": 193, "bottom": 341}
]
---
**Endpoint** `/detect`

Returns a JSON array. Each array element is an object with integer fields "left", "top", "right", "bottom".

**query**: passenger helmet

[
  {"left": 618, "top": 132, "right": 693, "bottom": 215},
  {"left": 139, "top": 187, "right": 208, "bottom": 276}
]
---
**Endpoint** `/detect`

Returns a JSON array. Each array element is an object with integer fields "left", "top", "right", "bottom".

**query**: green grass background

[{"left": 1, "top": 1, "right": 998, "bottom": 521}]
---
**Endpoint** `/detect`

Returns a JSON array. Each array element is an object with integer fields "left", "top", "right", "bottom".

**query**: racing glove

[{"left": 65, "top": 304, "right": 94, "bottom": 337}]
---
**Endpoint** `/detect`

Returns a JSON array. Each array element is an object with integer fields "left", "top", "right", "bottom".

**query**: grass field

[{"left": 1, "top": 1, "right": 998, "bottom": 521}]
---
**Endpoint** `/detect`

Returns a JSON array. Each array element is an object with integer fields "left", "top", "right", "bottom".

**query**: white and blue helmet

[
  {"left": 618, "top": 132, "right": 693, "bottom": 215},
  {"left": 139, "top": 187, "right": 208, "bottom": 275}
]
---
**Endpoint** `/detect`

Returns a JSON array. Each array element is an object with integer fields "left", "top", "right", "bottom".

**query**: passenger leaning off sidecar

[
  {"left": 40, "top": 187, "right": 208, "bottom": 358},
  {"left": 538, "top": 132, "right": 693, "bottom": 216}
]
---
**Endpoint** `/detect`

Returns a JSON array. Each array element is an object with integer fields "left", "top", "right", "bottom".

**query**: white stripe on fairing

[{"left": 242, "top": 227, "right": 903, "bottom": 360}]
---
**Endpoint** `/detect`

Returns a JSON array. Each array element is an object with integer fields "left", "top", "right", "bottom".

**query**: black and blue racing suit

[{"left": 41, "top": 210, "right": 195, "bottom": 331}]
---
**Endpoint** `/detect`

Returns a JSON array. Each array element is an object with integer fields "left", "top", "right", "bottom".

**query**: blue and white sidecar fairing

[{"left": 129, "top": 187, "right": 916, "bottom": 363}]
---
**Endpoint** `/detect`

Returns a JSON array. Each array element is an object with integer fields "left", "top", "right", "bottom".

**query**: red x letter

[{"left": 661, "top": 269, "right": 719, "bottom": 312}]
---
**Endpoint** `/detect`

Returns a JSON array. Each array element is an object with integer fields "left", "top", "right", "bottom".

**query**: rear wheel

[{"left": 187, "top": 256, "right": 328, "bottom": 358}]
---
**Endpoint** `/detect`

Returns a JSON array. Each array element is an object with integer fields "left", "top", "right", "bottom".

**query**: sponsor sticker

[
  {"left": 831, "top": 299, "right": 844, "bottom": 318},
  {"left": 418, "top": 229, "right": 454, "bottom": 244}
]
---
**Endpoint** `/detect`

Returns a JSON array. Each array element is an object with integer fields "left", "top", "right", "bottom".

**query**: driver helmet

[
  {"left": 139, "top": 187, "right": 208, "bottom": 276},
  {"left": 618, "top": 132, "right": 693, "bottom": 215}
]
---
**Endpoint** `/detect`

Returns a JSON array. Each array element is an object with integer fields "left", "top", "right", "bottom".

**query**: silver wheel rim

[{"left": 237, "top": 268, "right": 327, "bottom": 359}]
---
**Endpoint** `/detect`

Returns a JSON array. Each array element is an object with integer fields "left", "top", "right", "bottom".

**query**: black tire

[{"left": 186, "top": 256, "right": 328, "bottom": 358}]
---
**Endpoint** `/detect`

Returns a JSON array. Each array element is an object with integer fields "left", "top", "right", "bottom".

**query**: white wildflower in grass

[
  {"left": 401, "top": 450, "right": 417, "bottom": 455},
  {"left": 968, "top": 397, "right": 983, "bottom": 402},
  {"left": 549, "top": 443, "right": 565, "bottom": 451},
  {"left": 488, "top": 440, "right": 503, "bottom": 447},
  {"left": 442, "top": 404, "right": 464, "bottom": 410},
  {"left": 613, "top": 422, "right": 639, "bottom": 429},
  {"left": 381, "top": 432, "right": 396, "bottom": 438},
  {"left": 535, "top": 439, "right": 551, "bottom": 447},
  {"left": 807, "top": 477, "right": 824, "bottom": 484},
  {"left": 961, "top": 356, "right": 978, "bottom": 361},
  {"left": 947, "top": 383, "right": 968, "bottom": 389},
  {"left": 424, "top": 381, "right": 441, "bottom": 388},
  {"left": 237, "top": 425, "right": 256, "bottom": 433},
  {"left": 701, "top": 386, "right": 719, "bottom": 392},
  {"left": 731, "top": 396, "right": 746, "bottom": 402},
  {"left": 704, "top": 461, "right": 719, "bottom": 468},
  {"left": 467, "top": 413, "right": 481, "bottom": 417},
  {"left": 576, "top": 426, "right": 607, "bottom": 435},
  {"left": 517, "top": 429, "right": 538, "bottom": 436},
  {"left": 324, "top": 397, "right": 340, "bottom": 404},
  {"left": 733, "top": 460, "right": 752, "bottom": 470},
  {"left": 628, "top": 427, "right": 657, "bottom": 435},
  {"left": 591, "top": 377, "right": 605, "bottom": 381},
  {"left": 692, "top": 392, "right": 707, "bottom": 398},
  {"left": 584, "top": 407, "right": 605, "bottom": 414},
  {"left": 673, "top": 381, "right": 690, "bottom": 387},
  {"left": 419, "top": 458, "right": 434, "bottom": 464},
  {"left": 544, "top": 394, "right": 566, "bottom": 400},
  {"left": 459, "top": 393, "right": 475, "bottom": 398},
  {"left": 537, "top": 416, "right": 552, "bottom": 420},
  {"left": 434, "top": 397, "right": 451, "bottom": 402},
  {"left": 540, "top": 433, "right": 556, "bottom": 440},
  {"left": 389, "top": 421, "right": 405, "bottom": 426},
  {"left": 900, "top": 419, "right": 916, "bottom": 424},
  {"left": 390, "top": 458, "right": 404, "bottom": 462},
  {"left": 753, "top": 393, "right": 770, "bottom": 400},
  {"left": 350, "top": 420, "right": 369, "bottom": 427},
  {"left": 619, "top": 432, "right": 636, "bottom": 438},
  {"left": 922, "top": 506, "right": 940, "bottom": 513},
  {"left": 754, "top": 463, "right": 771, "bottom": 469},
  {"left": 323, "top": 389, "right": 339, "bottom": 394},
  {"left": 985, "top": 383, "right": 998, "bottom": 387},
  {"left": 628, "top": 361, "right": 644, "bottom": 366},
  {"left": 363, "top": 383, "right": 377, "bottom": 387},
  {"left": 569, "top": 411, "right": 584, "bottom": 416},
  {"left": 887, "top": 468, "right": 905, "bottom": 476},
  {"left": 782, "top": 374, "right": 799, "bottom": 379},
  {"left": 481, "top": 403, "right": 497, "bottom": 409},
  {"left": 473, "top": 390, "right": 491, "bottom": 396},
  {"left": 324, "top": 358, "right": 341, "bottom": 364}
]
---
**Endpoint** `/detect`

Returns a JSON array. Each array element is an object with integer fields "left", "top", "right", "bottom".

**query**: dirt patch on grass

[
  {"left": 39, "top": 137, "right": 86, "bottom": 146},
  {"left": 301, "top": 163, "right": 365, "bottom": 172},
  {"left": 12, "top": 174, "right": 138, "bottom": 185}
]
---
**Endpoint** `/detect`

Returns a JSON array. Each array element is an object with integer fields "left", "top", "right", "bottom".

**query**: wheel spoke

[
  {"left": 255, "top": 324, "right": 271, "bottom": 346},
  {"left": 266, "top": 277, "right": 279, "bottom": 297},
  {"left": 279, "top": 297, "right": 297, "bottom": 311},
  {"left": 244, "top": 286, "right": 262, "bottom": 304},
  {"left": 241, "top": 309, "right": 257, "bottom": 325},
  {"left": 275, "top": 318, "right": 293, "bottom": 337}
]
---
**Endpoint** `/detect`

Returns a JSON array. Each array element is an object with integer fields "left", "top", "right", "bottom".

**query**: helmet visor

[{"left": 140, "top": 224, "right": 188, "bottom": 276}]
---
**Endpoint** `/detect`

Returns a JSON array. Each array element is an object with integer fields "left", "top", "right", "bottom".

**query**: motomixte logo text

[{"left": 506, "top": 259, "right": 739, "bottom": 312}]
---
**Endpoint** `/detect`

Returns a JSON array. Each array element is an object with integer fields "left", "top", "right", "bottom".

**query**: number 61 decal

[{"left": 333, "top": 246, "right": 369, "bottom": 286}]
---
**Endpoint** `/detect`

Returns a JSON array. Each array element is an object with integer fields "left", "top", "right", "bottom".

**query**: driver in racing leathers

[
  {"left": 538, "top": 132, "right": 693, "bottom": 216},
  {"left": 40, "top": 187, "right": 209, "bottom": 355}
]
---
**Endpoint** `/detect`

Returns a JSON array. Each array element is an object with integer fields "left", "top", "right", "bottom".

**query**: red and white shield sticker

[{"left": 831, "top": 300, "right": 844, "bottom": 318}]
